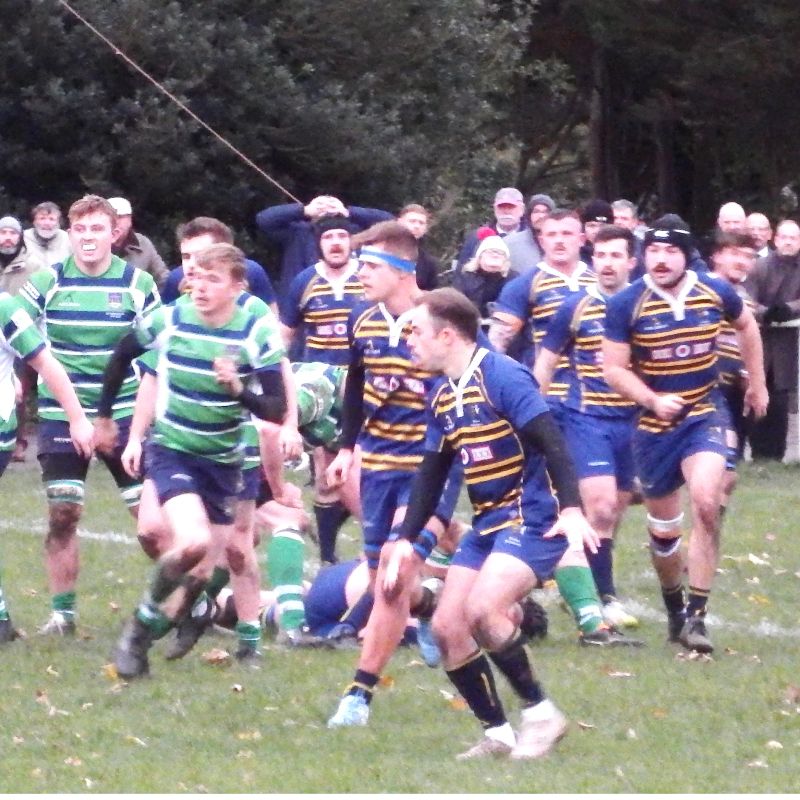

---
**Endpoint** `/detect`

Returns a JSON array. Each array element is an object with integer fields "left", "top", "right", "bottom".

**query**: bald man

[
  {"left": 717, "top": 202, "right": 746, "bottom": 233},
  {"left": 747, "top": 213, "right": 773, "bottom": 258}
]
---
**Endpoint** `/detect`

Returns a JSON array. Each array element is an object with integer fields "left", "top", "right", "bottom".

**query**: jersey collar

[
  {"left": 536, "top": 260, "right": 591, "bottom": 291},
  {"left": 643, "top": 269, "right": 698, "bottom": 321},
  {"left": 315, "top": 258, "right": 359, "bottom": 300},
  {"left": 377, "top": 303, "right": 416, "bottom": 347},
  {"left": 449, "top": 347, "right": 489, "bottom": 418}
]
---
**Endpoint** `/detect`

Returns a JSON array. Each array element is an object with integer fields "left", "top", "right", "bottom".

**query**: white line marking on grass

[{"left": 0, "top": 519, "right": 137, "bottom": 546}]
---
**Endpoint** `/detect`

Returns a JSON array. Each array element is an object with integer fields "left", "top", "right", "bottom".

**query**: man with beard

[
  {"left": 456, "top": 188, "right": 527, "bottom": 269},
  {"left": 603, "top": 220, "right": 767, "bottom": 653},
  {"left": 0, "top": 216, "right": 46, "bottom": 461},
  {"left": 280, "top": 214, "right": 366, "bottom": 564},
  {"left": 23, "top": 202, "right": 71, "bottom": 267}
]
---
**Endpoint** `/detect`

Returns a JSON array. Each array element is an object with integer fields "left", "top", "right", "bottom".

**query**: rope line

[{"left": 56, "top": 0, "right": 302, "bottom": 203}]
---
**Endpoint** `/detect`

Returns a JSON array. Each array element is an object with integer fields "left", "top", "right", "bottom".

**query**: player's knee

[
  {"left": 587, "top": 498, "right": 618, "bottom": 534},
  {"left": 648, "top": 512, "right": 684, "bottom": 557},
  {"left": 691, "top": 495, "right": 721, "bottom": 534},
  {"left": 137, "top": 531, "right": 163, "bottom": 560},
  {"left": 224, "top": 542, "right": 249, "bottom": 575},
  {"left": 47, "top": 501, "right": 82, "bottom": 542}
]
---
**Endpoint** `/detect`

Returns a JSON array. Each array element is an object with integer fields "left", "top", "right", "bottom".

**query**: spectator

[
  {"left": 579, "top": 199, "right": 613, "bottom": 263},
  {"left": 23, "top": 202, "right": 71, "bottom": 267},
  {"left": 611, "top": 199, "right": 641, "bottom": 233},
  {"left": 717, "top": 201, "right": 747, "bottom": 233},
  {"left": 747, "top": 212, "right": 773, "bottom": 258},
  {"left": 503, "top": 193, "right": 555, "bottom": 274},
  {"left": 107, "top": 197, "right": 169, "bottom": 290},
  {"left": 455, "top": 187, "right": 526, "bottom": 269},
  {"left": 397, "top": 204, "right": 439, "bottom": 290},
  {"left": 744, "top": 219, "right": 800, "bottom": 461},
  {"left": 454, "top": 228, "right": 512, "bottom": 321},
  {"left": 256, "top": 195, "right": 392, "bottom": 298},
  {"left": 0, "top": 215, "right": 45, "bottom": 462}
]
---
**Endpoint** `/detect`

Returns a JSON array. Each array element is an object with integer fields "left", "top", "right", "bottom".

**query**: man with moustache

[
  {"left": 23, "top": 202, "right": 72, "bottom": 267},
  {"left": 603, "top": 219, "right": 767, "bottom": 653}
]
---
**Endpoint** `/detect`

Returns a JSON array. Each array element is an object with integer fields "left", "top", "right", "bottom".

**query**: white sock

[{"left": 485, "top": 722, "right": 516, "bottom": 748}]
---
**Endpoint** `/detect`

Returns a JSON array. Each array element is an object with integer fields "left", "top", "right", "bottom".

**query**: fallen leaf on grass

[
  {"left": 748, "top": 553, "right": 770, "bottom": 566},
  {"left": 231, "top": 684, "right": 244, "bottom": 693},
  {"left": 773, "top": 569, "right": 787, "bottom": 576},
  {"left": 651, "top": 708, "right": 668, "bottom": 719},
  {"left": 577, "top": 721, "right": 596, "bottom": 730},
  {"left": 201, "top": 648, "right": 231, "bottom": 665},
  {"left": 783, "top": 685, "right": 800, "bottom": 704},
  {"left": 378, "top": 675, "right": 395, "bottom": 688},
  {"left": 745, "top": 576, "right": 761, "bottom": 585},
  {"left": 750, "top": 654, "right": 762, "bottom": 664},
  {"left": 747, "top": 759, "right": 768, "bottom": 768},
  {"left": 24, "top": 588, "right": 38, "bottom": 596},
  {"left": 766, "top": 740, "right": 783, "bottom": 750},
  {"left": 627, "top": 728, "right": 637, "bottom": 739},
  {"left": 438, "top": 688, "right": 467, "bottom": 710},
  {"left": 606, "top": 670, "right": 634, "bottom": 678},
  {"left": 64, "top": 757, "right": 82, "bottom": 767},
  {"left": 101, "top": 664, "right": 118, "bottom": 681},
  {"left": 765, "top": 533, "right": 776, "bottom": 541},
  {"left": 675, "top": 651, "right": 714, "bottom": 663},
  {"left": 236, "top": 750, "right": 254, "bottom": 759},
  {"left": 81, "top": 702, "right": 93, "bottom": 711},
  {"left": 83, "top": 778, "right": 95, "bottom": 789},
  {"left": 614, "top": 766, "right": 625, "bottom": 778},
  {"left": 724, "top": 647, "right": 739, "bottom": 655},
  {"left": 405, "top": 659, "right": 425, "bottom": 668},
  {"left": 236, "top": 731, "right": 262, "bottom": 741},
  {"left": 748, "top": 594, "right": 770, "bottom": 605},
  {"left": 109, "top": 602, "right": 120, "bottom": 612},
  {"left": 12, "top": 735, "right": 24, "bottom": 744},
  {"left": 46, "top": 665, "right": 59, "bottom": 677},
  {"left": 124, "top": 736, "right": 147, "bottom": 748}
]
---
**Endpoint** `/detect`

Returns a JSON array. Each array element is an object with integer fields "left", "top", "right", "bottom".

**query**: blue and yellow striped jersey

[
  {"left": 605, "top": 271, "right": 744, "bottom": 432},
  {"left": 425, "top": 349, "right": 557, "bottom": 535},
  {"left": 494, "top": 262, "right": 596, "bottom": 400},
  {"left": 281, "top": 261, "right": 364, "bottom": 365},
  {"left": 542, "top": 286, "right": 637, "bottom": 419},
  {"left": 349, "top": 301, "right": 435, "bottom": 474}
]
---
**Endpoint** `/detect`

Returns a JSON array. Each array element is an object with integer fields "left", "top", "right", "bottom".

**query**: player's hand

[
  {"left": 744, "top": 382, "right": 769, "bottom": 420},
  {"left": 93, "top": 416, "right": 118, "bottom": 456},
  {"left": 121, "top": 436, "right": 143, "bottom": 478},
  {"left": 381, "top": 539, "right": 417, "bottom": 598},
  {"left": 213, "top": 357, "right": 243, "bottom": 397},
  {"left": 325, "top": 448, "right": 353, "bottom": 488},
  {"left": 543, "top": 507, "right": 600, "bottom": 554},
  {"left": 69, "top": 415, "right": 95, "bottom": 460},
  {"left": 651, "top": 393, "right": 685, "bottom": 421},
  {"left": 279, "top": 423, "right": 303, "bottom": 461},
  {"left": 273, "top": 481, "right": 303, "bottom": 509}
]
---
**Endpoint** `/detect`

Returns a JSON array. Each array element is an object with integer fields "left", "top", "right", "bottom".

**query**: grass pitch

[{"left": 1, "top": 456, "right": 799, "bottom": 792}]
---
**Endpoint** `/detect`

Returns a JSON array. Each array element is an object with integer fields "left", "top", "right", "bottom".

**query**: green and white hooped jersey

[
  {"left": 236, "top": 293, "right": 283, "bottom": 470},
  {"left": 138, "top": 298, "right": 284, "bottom": 464},
  {"left": 0, "top": 293, "right": 47, "bottom": 451},
  {"left": 293, "top": 361, "right": 345, "bottom": 449},
  {"left": 17, "top": 255, "right": 160, "bottom": 421}
]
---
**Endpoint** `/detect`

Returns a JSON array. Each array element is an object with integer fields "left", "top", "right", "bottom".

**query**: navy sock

[
  {"left": 587, "top": 537, "right": 615, "bottom": 599},
  {"left": 488, "top": 633, "right": 544, "bottom": 707},
  {"left": 314, "top": 501, "right": 350, "bottom": 563},
  {"left": 446, "top": 652, "right": 507, "bottom": 729}
]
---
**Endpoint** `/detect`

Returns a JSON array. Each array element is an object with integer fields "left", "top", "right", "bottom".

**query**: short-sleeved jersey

[
  {"left": 281, "top": 261, "right": 364, "bottom": 365},
  {"left": 349, "top": 301, "right": 436, "bottom": 474},
  {"left": 0, "top": 293, "right": 47, "bottom": 450},
  {"left": 17, "top": 255, "right": 160, "bottom": 421},
  {"left": 136, "top": 299, "right": 283, "bottom": 463},
  {"left": 605, "top": 270, "right": 744, "bottom": 433},
  {"left": 293, "top": 361, "right": 345, "bottom": 449},
  {"left": 715, "top": 283, "right": 753, "bottom": 390},
  {"left": 425, "top": 349, "right": 557, "bottom": 535},
  {"left": 494, "top": 262, "right": 596, "bottom": 401},
  {"left": 541, "top": 286, "right": 637, "bottom": 420}
]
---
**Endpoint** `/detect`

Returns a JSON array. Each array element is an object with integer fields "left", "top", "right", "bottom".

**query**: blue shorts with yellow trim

[
  {"left": 451, "top": 523, "right": 567, "bottom": 582},
  {"left": 633, "top": 410, "right": 727, "bottom": 499},
  {"left": 563, "top": 408, "right": 636, "bottom": 491},
  {"left": 360, "top": 464, "right": 461, "bottom": 570}
]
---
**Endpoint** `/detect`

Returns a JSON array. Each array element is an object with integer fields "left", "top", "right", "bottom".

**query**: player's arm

[
  {"left": 95, "top": 332, "right": 148, "bottom": 453},
  {"left": 602, "top": 338, "right": 684, "bottom": 421},
  {"left": 28, "top": 349, "right": 94, "bottom": 459},
  {"left": 120, "top": 371, "right": 157, "bottom": 477},
  {"left": 214, "top": 363, "right": 288, "bottom": 423},
  {"left": 518, "top": 412, "right": 599, "bottom": 553},
  {"left": 488, "top": 310, "right": 523, "bottom": 353},
  {"left": 325, "top": 354, "right": 365, "bottom": 488},
  {"left": 532, "top": 348, "right": 561, "bottom": 396},
  {"left": 277, "top": 357, "right": 302, "bottom": 460},
  {"left": 731, "top": 305, "right": 768, "bottom": 418},
  {"left": 279, "top": 323, "right": 296, "bottom": 351}
]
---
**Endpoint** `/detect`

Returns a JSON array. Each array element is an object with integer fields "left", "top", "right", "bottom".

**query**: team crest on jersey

[
  {"left": 108, "top": 292, "right": 123, "bottom": 308},
  {"left": 442, "top": 414, "right": 455, "bottom": 432}
]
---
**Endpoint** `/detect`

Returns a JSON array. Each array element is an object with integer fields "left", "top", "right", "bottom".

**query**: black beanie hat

[
  {"left": 313, "top": 214, "right": 354, "bottom": 248},
  {"left": 581, "top": 199, "right": 613, "bottom": 225},
  {"left": 644, "top": 214, "right": 693, "bottom": 260}
]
